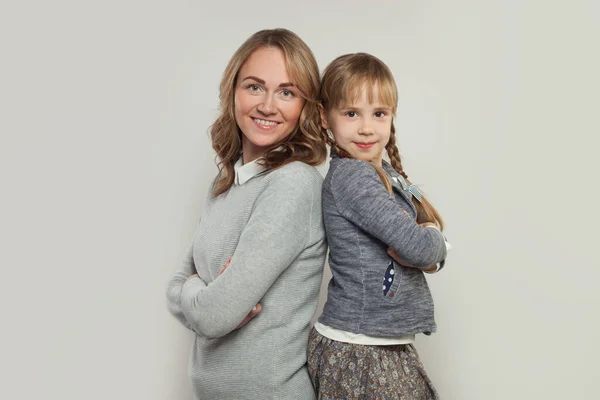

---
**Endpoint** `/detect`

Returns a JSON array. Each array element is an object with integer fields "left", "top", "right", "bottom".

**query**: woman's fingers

[
  {"left": 218, "top": 256, "right": 233, "bottom": 276},
  {"left": 186, "top": 273, "right": 200, "bottom": 281},
  {"left": 235, "top": 304, "right": 262, "bottom": 329}
]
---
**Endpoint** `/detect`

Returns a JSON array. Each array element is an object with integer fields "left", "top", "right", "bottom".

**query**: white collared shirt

[{"left": 233, "top": 157, "right": 267, "bottom": 186}]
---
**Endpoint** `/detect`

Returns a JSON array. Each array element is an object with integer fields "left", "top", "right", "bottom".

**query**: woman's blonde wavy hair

[
  {"left": 320, "top": 53, "right": 444, "bottom": 230},
  {"left": 210, "top": 28, "right": 326, "bottom": 196}
]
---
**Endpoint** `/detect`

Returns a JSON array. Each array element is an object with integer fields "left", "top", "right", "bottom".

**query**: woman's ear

[{"left": 318, "top": 103, "right": 329, "bottom": 130}]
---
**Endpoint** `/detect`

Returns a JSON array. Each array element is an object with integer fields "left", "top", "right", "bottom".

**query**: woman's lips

[{"left": 252, "top": 118, "right": 280, "bottom": 130}]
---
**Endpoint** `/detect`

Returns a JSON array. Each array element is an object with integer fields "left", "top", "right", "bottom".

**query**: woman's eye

[
  {"left": 248, "top": 85, "right": 261, "bottom": 93},
  {"left": 281, "top": 89, "right": 294, "bottom": 97}
]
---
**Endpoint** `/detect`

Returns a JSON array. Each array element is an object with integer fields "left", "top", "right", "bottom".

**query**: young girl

[{"left": 308, "top": 53, "right": 450, "bottom": 399}]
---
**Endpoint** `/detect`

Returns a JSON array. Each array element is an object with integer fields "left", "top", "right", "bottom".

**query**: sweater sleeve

[
  {"left": 180, "top": 167, "right": 320, "bottom": 339},
  {"left": 165, "top": 239, "right": 200, "bottom": 332},
  {"left": 331, "top": 160, "right": 446, "bottom": 267}
]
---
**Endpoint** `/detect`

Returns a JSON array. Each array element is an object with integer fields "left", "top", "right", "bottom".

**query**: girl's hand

[
  {"left": 419, "top": 221, "right": 439, "bottom": 229},
  {"left": 387, "top": 248, "right": 437, "bottom": 272},
  {"left": 218, "top": 256, "right": 262, "bottom": 329}
]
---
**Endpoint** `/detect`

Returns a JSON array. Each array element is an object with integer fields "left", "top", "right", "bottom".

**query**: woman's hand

[
  {"left": 186, "top": 274, "right": 200, "bottom": 281},
  {"left": 234, "top": 304, "right": 262, "bottom": 329},
  {"left": 218, "top": 257, "right": 262, "bottom": 329}
]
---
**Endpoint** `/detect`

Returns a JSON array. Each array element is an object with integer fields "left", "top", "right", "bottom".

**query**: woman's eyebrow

[
  {"left": 241, "top": 76, "right": 295, "bottom": 88},
  {"left": 241, "top": 76, "right": 265, "bottom": 84}
]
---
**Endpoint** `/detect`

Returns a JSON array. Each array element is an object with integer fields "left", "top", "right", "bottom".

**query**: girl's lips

[{"left": 354, "top": 142, "right": 376, "bottom": 149}]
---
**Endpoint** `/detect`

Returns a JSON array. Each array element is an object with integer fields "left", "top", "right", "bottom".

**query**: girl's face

[
  {"left": 322, "top": 86, "right": 393, "bottom": 166},
  {"left": 234, "top": 47, "right": 305, "bottom": 164}
]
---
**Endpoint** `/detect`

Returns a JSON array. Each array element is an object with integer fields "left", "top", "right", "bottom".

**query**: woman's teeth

[{"left": 254, "top": 119, "right": 278, "bottom": 126}]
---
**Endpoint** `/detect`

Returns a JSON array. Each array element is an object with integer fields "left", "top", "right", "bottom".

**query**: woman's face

[{"left": 234, "top": 47, "right": 305, "bottom": 163}]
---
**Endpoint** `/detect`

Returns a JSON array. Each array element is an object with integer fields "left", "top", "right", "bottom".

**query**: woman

[{"left": 166, "top": 29, "right": 327, "bottom": 400}]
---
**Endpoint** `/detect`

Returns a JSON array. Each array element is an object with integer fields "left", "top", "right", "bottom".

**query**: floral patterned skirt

[{"left": 307, "top": 328, "right": 440, "bottom": 400}]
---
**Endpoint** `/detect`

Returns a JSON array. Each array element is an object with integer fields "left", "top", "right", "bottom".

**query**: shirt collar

[{"left": 234, "top": 156, "right": 267, "bottom": 186}]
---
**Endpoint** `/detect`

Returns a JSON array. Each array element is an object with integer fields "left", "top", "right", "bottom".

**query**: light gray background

[{"left": 2, "top": 1, "right": 599, "bottom": 399}]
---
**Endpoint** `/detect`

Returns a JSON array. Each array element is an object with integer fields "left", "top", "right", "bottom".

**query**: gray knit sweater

[
  {"left": 318, "top": 153, "right": 447, "bottom": 337},
  {"left": 166, "top": 161, "right": 327, "bottom": 400}
]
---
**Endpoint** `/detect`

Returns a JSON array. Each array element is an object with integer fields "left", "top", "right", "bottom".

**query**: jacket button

[{"left": 389, "top": 291, "right": 395, "bottom": 297}]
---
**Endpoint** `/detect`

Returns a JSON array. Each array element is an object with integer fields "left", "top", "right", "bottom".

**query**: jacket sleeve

[{"left": 330, "top": 160, "right": 447, "bottom": 267}]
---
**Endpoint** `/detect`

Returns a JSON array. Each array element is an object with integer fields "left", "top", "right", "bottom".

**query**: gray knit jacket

[{"left": 318, "top": 152, "right": 447, "bottom": 337}]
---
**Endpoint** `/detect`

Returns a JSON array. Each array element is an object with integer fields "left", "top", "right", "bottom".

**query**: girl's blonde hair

[
  {"left": 211, "top": 28, "right": 326, "bottom": 196},
  {"left": 320, "top": 53, "right": 444, "bottom": 230}
]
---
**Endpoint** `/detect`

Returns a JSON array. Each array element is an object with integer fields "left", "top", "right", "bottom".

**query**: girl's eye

[
  {"left": 345, "top": 111, "right": 358, "bottom": 118},
  {"left": 375, "top": 111, "right": 387, "bottom": 118}
]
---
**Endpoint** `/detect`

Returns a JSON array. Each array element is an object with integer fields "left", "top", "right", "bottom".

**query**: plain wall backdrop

[{"left": 2, "top": 1, "right": 599, "bottom": 399}]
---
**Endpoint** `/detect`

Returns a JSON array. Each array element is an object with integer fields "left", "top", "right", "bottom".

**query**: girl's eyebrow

[
  {"left": 241, "top": 76, "right": 295, "bottom": 88},
  {"left": 338, "top": 105, "right": 392, "bottom": 111}
]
